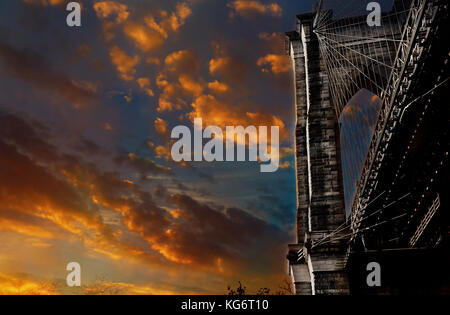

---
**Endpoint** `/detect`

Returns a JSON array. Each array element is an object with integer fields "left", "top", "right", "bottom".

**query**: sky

[
  {"left": 339, "top": 89, "right": 381, "bottom": 216},
  {"left": 0, "top": 0, "right": 319, "bottom": 294}
]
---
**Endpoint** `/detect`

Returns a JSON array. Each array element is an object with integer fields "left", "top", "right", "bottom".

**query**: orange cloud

[
  {"left": 0, "top": 272, "right": 190, "bottom": 295},
  {"left": 208, "top": 80, "right": 230, "bottom": 94},
  {"left": 155, "top": 145, "right": 172, "bottom": 160},
  {"left": 123, "top": 2, "right": 192, "bottom": 52},
  {"left": 257, "top": 54, "right": 291, "bottom": 74},
  {"left": 154, "top": 118, "right": 169, "bottom": 136},
  {"left": 161, "top": 2, "right": 192, "bottom": 32},
  {"left": 109, "top": 46, "right": 140, "bottom": 81},
  {"left": 156, "top": 73, "right": 169, "bottom": 88},
  {"left": 165, "top": 50, "right": 200, "bottom": 74},
  {"left": 146, "top": 57, "right": 161, "bottom": 65},
  {"left": 0, "top": 216, "right": 56, "bottom": 240},
  {"left": 157, "top": 81, "right": 187, "bottom": 112},
  {"left": 179, "top": 74, "right": 204, "bottom": 96},
  {"left": 93, "top": 1, "right": 129, "bottom": 24},
  {"left": 147, "top": 141, "right": 189, "bottom": 167},
  {"left": 209, "top": 57, "right": 231, "bottom": 75},
  {"left": 258, "top": 32, "right": 285, "bottom": 54},
  {"left": 137, "top": 77, "right": 154, "bottom": 97},
  {"left": 278, "top": 161, "right": 291, "bottom": 169},
  {"left": 258, "top": 32, "right": 279, "bottom": 41},
  {"left": 123, "top": 22, "right": 166, "bottom": 52},
  {"left": 209, "top": 56, "right": 247, "bottom": 83},
  {"left": 93, "top": 1, "right": 130, "bottom": 40},
  {"left": 0, "top": 139, "right": 107, "bottom": 240},
  {"left": 189, "top": 94, "right": 286, "bottom": 139},
  {"left": 228, "top": 0, "right": 282, "bottom": 18},
  {"left": 143, "top": 2, "right": 192, "bottom": 36},
  {"left": 84, "top": 281, "right": 185, "bottom": 295},
  {"left": 154, "top": 50, "right": 201, "bottom": 112},
  {"left": 0, "top": 273, "right": 57, "bottom": 295},
  {"left": 104, "top": 122, "right": 113, "bottom": 131}
]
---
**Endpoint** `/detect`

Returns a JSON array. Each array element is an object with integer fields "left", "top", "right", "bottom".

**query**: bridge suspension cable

[
  {"left": 311, "top": 192, "right": 411, "bottom": 249},
  {"left": 312, "top": 212, "right": 408, "bottom": 248},
  {"left": 313, "top": 0, "right": 412, "bottom": 118}
]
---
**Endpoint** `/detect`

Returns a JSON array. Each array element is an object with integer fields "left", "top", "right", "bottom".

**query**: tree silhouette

[{"left": 226, "top": 277, "right": 294, "bottom": 295}]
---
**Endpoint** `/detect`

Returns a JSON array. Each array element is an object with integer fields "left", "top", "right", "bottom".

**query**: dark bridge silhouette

[{"left": 286, "top": 0, "right": 449, "bottom": 295}]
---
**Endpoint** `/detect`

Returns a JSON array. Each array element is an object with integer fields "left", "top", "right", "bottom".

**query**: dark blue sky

[{"left": 339, "top": 89, "right": 381, "bottom": 216}]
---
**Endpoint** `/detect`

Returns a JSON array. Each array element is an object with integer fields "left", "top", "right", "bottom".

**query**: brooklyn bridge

[{"left": 286, "top": 0, "right": 449, "bottom": 294}]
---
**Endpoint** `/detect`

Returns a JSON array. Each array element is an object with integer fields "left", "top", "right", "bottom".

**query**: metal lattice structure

[{"left": 346, "top": 0, "right": 443, "bottom": 242}]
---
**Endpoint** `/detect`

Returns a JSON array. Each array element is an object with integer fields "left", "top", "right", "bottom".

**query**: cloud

[
  {"left": 164, "top": 50, "right": 200, "bottom": 75},
  {"left": 0, "top": 41, "right": 97, "bottom": 107},
  {"left": 156, "top": 78, "right": 187, "bottom": 112},
  {"left": 208, "top": 80, "right": 230, "bottom": 95},
  {"left": 93, "top": 1, "right": 130, "bottom": 24},
  {"left": 162, "top": 2, "right": 192, "bottom": 32},
  {"left": 109, "top": 46, "right": 140, "bottom": 81},
  {"left": 123, "top": 2, "right": 192, "bottom": 52},
  {"left": 127, "top": 152, "right": 172, "bottom": 175},
  {"left": 0, "top": 116, "right": 210, "bottom": 275},
  {"left": 189, "top": 94, "right": 286, "bottom": 138},
  {"left": 146, "top": 57, "right": 161, "bottom": 65},
  {"left": 144, "top": 2, "right": 192, "bottom": 35},
  {"left": 0, "top": 272, "right": 57, "bottom": 295},
  {"left": 209, "top": 57, "right": 247, "bottom": 83},
  {"left": 154, "top": 117, "right": 169, "bottom": 136},
  {"left": 258, "top": 32, "right": 285, "bottom": 54},
  {"left": 227, "top": 0, "right": 282, "bottom": 18},
  {"left": 83, "top": 281, "right": 190, "bottom": 295},
  {"left": 154, "top": 50, "right": 202, "bottom": 112},
  {"left": 137, "top": 77, "right": 154, "bottom": 97},
  {"left": 0, "top": 114, "right": 170, "bottom": 267},
  {"left": 258, "top": 32, "right": 279, "bottom": 41},
  {"left": 93, "top": 1, "right": 130, "bottom": 40},
  {"left": 179, "top": 74, "right": 204, "bottom": 96},
  {"left": 0, "top": 130, "right": 105, "bottom": 240},
  {"left": 155, "top": 145, "right": 172, "bottom": 161},
  {"left": 0, "top": 271, "right": 198, "bottom": 295},
  {"left": 0, "top": 107, "right": 290, "bottom": 293},
  {"left": 257, "top": 54, "right": 291, "bottom": 74},
  {"left": 147, "top": 141, "right": 174, "bottom": 163},
  {"left": 0, "top": 209, "right": 59, "bottom": 240},
  {"left": 74, "top": 44, "right": 92, "bottom": 60},
  {"left": 123, "top": 22, "right": 166, "bottom": 52},
  {"left": 165, "top": 194, "right": 289, "bottom": 270}
]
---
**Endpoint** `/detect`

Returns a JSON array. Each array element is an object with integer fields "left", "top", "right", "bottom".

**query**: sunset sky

[{"left": 0, "top": 0, "right": 317, "bottom": 294}]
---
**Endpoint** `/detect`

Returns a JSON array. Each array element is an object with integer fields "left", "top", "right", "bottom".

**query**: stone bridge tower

[{"left": 286, "top": 13, "right": 349, "bottom": 295}]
